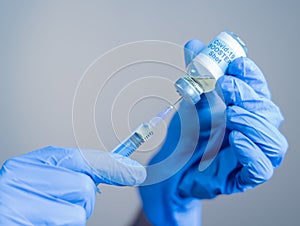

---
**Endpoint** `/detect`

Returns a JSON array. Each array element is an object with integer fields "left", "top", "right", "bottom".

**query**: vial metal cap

[{"left": 174, "top": 77, "right": 201, "bottom": 104}]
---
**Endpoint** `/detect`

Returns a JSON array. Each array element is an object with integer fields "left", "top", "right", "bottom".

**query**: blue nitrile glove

[
  {"left": 0, "top": 146, "right": 146, "bottom": 225},
  {"left": 139, "top": 40, "right": 288, "bottom": 226}
]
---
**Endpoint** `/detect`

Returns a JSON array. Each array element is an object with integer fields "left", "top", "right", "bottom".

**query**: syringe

[{"left": 111, "top": 98, "right": 181, "bottom": 157}]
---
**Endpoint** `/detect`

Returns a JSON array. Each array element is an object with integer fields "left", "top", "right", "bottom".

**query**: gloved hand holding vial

[{"left": 139, "top": 31, "right": 288, "bottom": 225}]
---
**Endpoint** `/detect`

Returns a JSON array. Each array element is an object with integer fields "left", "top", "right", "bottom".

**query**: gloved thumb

[
  {"left": 80, "top": 149, "right": 146, "bottom": 186},
  {"left": 184, "top": 39, "right": 205, "bottom": 67},
  {"left": 23, "top": 146, "right": 146, "bottom": 186}
]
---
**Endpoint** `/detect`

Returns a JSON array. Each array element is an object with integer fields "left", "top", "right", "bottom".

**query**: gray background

[{"left": 0, "top": 0, "right": 299, "bottom": 225}]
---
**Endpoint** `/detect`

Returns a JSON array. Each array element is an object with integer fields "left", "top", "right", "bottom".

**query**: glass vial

[{"left": 175, "top": 30, "right": 248, "bottom": 104}]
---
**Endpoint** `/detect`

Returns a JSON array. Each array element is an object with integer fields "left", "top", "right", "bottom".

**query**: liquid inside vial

[
  {"left": 187, "top": 57, "right": 218, "bottom": 93},
  {"left": 191, "top": 77, "right": 216, "bottom": 93}
]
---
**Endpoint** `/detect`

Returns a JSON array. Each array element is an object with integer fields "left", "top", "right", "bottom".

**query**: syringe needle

[{"left": 173, "top": 96, "right": 183, "bottom": 106}]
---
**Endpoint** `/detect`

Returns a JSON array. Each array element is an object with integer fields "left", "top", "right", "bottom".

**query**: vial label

[{"left": 201, "top": 37, "right": 237, "bottom": 72}]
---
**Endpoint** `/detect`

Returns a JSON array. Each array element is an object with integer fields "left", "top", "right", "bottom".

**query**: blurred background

[{"left": 0, "top": 0, "right": 299, "bottom": 225}]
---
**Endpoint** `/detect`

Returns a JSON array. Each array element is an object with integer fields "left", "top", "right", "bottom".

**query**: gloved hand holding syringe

[{"left": 111, "top": 97, "right": 182, "bottom": 157}]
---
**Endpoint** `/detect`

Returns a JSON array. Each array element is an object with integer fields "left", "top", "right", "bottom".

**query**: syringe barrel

[
  {"left": 111, "top": 123, "right": 153, "bottom": 157},
  {"left": 112, "top": 132, "right": 144, "bottom": 157},
  {"left": 111, "top": 104, "right": 175, "bottom": 157}
]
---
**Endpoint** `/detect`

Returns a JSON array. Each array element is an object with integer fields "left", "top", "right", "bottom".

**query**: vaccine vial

[{"left": 175, "top": 30, "right": 248, "bottom": 104}]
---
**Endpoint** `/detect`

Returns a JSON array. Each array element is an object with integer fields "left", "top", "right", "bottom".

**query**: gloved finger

[
  {"left": 217, "top": 75, "right": 283, "bottom": 128},
  {"left": 24, "top": 146, "right": 146, "bottom": 186},
  {"left": 1, "top": 157, "right": 96, "bottom": 219},
  {"left": 81, "top": 150, "right": 146, "bottom": 186},
  {"left": 227, "top": 106, "right": 288, "bottom": 167},
  {"left": 227, "top": 57, "right": 271, "bottom": 99},
  {"left": 184, "top": 39, "right": 205, "bottom": 67},
  {"left": 228, "top": 130, "right": 273, "bottom": 190}
]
